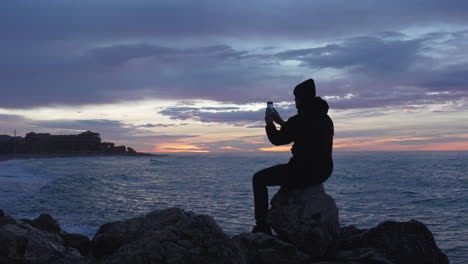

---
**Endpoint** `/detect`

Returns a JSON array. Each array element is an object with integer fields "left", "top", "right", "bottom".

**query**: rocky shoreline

[{"left": 0, "top": 185, "right": 449, "bottom": 264}]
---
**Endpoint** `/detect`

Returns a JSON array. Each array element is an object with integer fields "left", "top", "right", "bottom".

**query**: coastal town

[{"left": 0, "top": 131, "right": 152, "bottom": 159}]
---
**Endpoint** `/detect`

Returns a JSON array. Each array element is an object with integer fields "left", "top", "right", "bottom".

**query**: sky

[{"left": 1, "top": 0, "right": 467, "bottom": 152}]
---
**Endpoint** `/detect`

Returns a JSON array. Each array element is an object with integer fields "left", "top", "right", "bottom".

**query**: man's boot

[{"left": 252, "top": 219, "right": 272, "bottom": 235}]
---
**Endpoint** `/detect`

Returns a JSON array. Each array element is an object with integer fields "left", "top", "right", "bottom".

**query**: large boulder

[
  {"left": 0, "top": 207, "right": 450, "bottom": 264},
  {"left": 61, "top": 232, "right": 92, "bottom": 257},
  {"left": 92, "top": 207, "right": 244, "bottom": 264},
  {"left": 21, "top": 213, "right": 63, "bottom": 234},
  {"left": 268, "top": 184, "right": 340, "bottom": 259},
  {"left": 0, "top": 218, "right": 88, "bottom": 263},
  {"left": 18, "top": 213, "right": 91, "bottom": 257},
  {"left": 338, "top": 220, "right": 449, "bottom": 264},
  {"left": 233, "top": 232, "right": 310, "bottom": 264}
]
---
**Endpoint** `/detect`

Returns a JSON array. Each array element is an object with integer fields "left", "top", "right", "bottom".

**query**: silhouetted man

[{"left": 252, "top": 79, "right": 334, "bottom": 234}]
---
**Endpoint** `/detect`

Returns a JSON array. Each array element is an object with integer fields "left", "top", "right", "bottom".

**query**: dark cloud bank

[
  {"left": 1, "top": 0, "right": 467, "bottom": 111},
  {"left": 158, "top": 104, "right": 298, "bottom": 128},
  {"left": 29, "top": 119, "right": 197, "bottom": 141}
]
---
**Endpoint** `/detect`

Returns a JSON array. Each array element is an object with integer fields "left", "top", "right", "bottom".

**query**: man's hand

[
  {"left": 271, "top": 109, "right": 285, "bottom": 126},
  {"left": 265, "top": 108, "right": 274, "bottom": 124}
]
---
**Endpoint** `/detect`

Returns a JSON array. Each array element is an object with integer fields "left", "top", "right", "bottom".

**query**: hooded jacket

[{"left": 265, "top": 97, "right": 334, "bottom": 184}]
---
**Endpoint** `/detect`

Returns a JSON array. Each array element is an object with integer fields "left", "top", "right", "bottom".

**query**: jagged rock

[
  {"left": 92, "top": 207, "right": 244, "bottom": 264},
  {"left": 339, "top": 220, "right": 449, "bottom": 264},
  {"left": 0, "top": 209, "right": 16, "bottom": 227},
  {"left": 233, "top": 232, "right": 310, "bottom": 264},
  {"left": 268, "top": 184, "right": 340, "bottom": 259},
  {"left": 61, "top": 232, "right": 91, "bottom": 256},
  {"left": 21, "top": 213, "right": 63, "bottom": 234},
  {"left": 0, "top": 207, "right": 450, "bottom": 264},
  {"left": 0, "top": 220, "right": 88, "bottom": 264}
]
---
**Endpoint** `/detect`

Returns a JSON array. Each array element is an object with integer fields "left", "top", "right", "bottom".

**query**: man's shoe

[{"left": 252, "top": 223, "right": 272, "bottom": 235}]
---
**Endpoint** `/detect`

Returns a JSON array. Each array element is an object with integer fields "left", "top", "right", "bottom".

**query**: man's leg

[{"left": 252, "top": 164, "right": 289, "bottom": 234}]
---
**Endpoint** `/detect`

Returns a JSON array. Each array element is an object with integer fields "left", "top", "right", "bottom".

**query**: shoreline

[{"left": 0, "top": 153, "right": 166, "bottom": 162}]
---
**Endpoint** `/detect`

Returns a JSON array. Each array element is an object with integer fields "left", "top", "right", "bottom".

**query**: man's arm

[{"left": 265, "top": 120, "right": 294, "bottom": 146}]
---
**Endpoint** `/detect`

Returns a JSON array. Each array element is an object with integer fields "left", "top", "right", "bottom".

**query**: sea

[{"left": 0, "top": 151, "right": 466, "bottom": 263}]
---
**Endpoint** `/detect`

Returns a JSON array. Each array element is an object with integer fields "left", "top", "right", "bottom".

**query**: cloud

[
  {"left": 111, "top": 134, "right": 200, "bottom": 141},
  {"left": 159, "top": 105, "right": 297, "bottom": 126},
  {"left": 0, "top": 1, "right": 467, "bottom": 111},
  {"left": 159, "top": 107, "right": 260, "bottom": 125},
  {"left": 29, "top": 119, "right": 197, "bottom": 140},
  {"left": 2, "top": 1, "right": 467, "bottom": 43},
  {"left": 335, "top": 128, "right": 396, "bottom": 139},
  {"left": 25, "top": 118, "right": 201, "bottom": 151},
  {"left": 134, "top": 123, "right": 188, "bottom": 128},
  {"left": 0, "top": 114, "right": 37, "bottom": 136},
  {"left": 283, "top": 31, "right": 468, "bottom": 109},
  {"left": 416, "top": 63, "right": 468, "bottom": 93},
  {"left": 0, "top": 41, "right": 296, "bottom": 108},
  {"left": 276, "top": 35, "right": 422, "bottom": 76},
  {"left": 0, "top": 114, "right": 27, "bottom": 122},
  {"left": 192, "top": 139, "right": 270, "bottom": 152},
  {"left": 3, "top": 31, "right": 466, "bottom": 111},
  {"left": 32, "top": 119, "right": 123, "bottom": 130},
  {"left": 385, "top": 136, "right": 468, "bottom": 145},
  {"left": 87, "top": 44, "right": 246, "bottom": 67}
]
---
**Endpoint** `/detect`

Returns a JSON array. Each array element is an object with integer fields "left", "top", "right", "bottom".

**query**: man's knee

[{"left": 252, "top": 170, "right": 266, "bottom": 186}]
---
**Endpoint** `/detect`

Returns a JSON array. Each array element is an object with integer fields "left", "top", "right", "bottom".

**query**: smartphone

[{"left": 267, "top": 101, "right": 274, "bottom": 110}]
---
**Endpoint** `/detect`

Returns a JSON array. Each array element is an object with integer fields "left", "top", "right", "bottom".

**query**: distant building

[{"left": 0, "top": 131, "right": 135, "bottom": 155}]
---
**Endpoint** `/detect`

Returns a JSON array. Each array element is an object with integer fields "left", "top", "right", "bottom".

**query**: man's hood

[{"left": 298, "top": 96, "right": 329, "bottom": 116}]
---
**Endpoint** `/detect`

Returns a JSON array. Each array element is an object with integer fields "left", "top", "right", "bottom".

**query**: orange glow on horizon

[
  {"left": 146, "top": 136, "right": 468, "bottom": 153},
  {"left": 152, "top": 144, "right": 210, "bottom": 153},
  {"left": 258, "top": 146, "right": 291, "bottom": 152},
  {"left": 220, "top": 146, "right": 242, "bottom": 151}
]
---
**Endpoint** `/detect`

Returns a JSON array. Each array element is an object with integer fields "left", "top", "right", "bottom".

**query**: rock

[
  {"left": 339, "top": 220, "right": 449, "bottom": 264},
  {"left": 92, "top": 207, "right": 244, "bottom": 264},
  {"left": 61, "top": 232, "right": 91, "bottom": 256},
  {"left": 233, "top": 232, "right": 310, "bottom": 264},
  {"left": 21, "top": 213, "right": 63, "bottom": 234},
  {"left": 333, "top": 248, "right": 392, "bottom": 264},
  {"left": 0, "top": 209, "right": 16, "bottom": 227},
  {"left": 0, "top": 220, "right": 88, "bottom": 264},
  {"left": 268, "top": 184, "right": 340, "bottom": 259},
  {"left": 0, "top": 207, "right": 450, "bottom": 264},
  {"left": 0, "top": 216, "right": 16, "bottom": 227}
]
